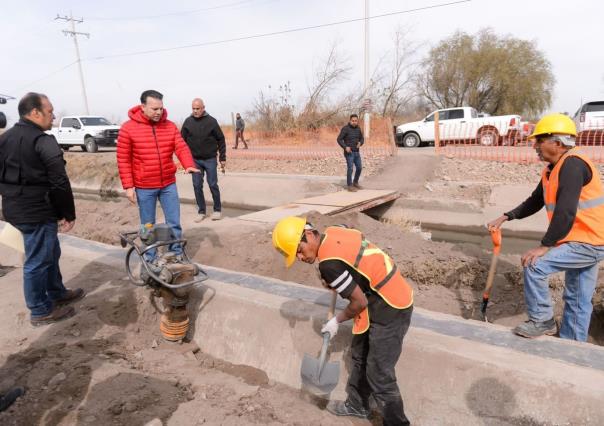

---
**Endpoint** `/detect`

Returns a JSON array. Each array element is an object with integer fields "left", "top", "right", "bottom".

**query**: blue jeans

[
  {"left": 14, "top": 222, "right": 67, "bottom": 318},
  {"left": 135, "top": 183, "right": 182, "bottom": 257},
  {"left": 344, "top": 151, "right": 362, "bottom": 186},
  {"left": 523, "top": 242, "right": 604, "bottom": 341},
  {"left": 192, "top": 158, "right": 221, "bottom": 214}
]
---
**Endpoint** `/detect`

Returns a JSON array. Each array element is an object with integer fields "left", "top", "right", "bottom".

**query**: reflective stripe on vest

[
  {"left": 317, "top": 226, "right": 413, "bottom": 334},
  {"left": 545, "top": 195, "right": 604, "bottom": 213},
  {"left": 541, "top": 148, "right": 604, "bottom": 246}
]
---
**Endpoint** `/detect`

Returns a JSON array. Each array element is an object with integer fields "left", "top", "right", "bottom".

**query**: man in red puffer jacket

[{"left": 117, "top": 89, "right": 199, "bottom": 259}]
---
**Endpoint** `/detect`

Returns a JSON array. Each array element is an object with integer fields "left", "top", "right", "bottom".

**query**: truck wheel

[
  {"left": 477, "top": 129, "right": 499, "bottom": 146},
  {"left": 402, "top": 133, "right": 421, "bottom": 148},
  {"left": 84, "top": 137, "right": 98, "bottom": 153}
]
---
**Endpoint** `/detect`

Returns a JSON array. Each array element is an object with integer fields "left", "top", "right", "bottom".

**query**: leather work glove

[{"left": 321, "top": 317, "right": 339, "bottom": 340}]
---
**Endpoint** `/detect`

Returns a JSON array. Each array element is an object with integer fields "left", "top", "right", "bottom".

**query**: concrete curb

[
  {"left": 51, "top": 230, "right": 604, "bottom": 425},
  {"left": 1, "top": 217, "right": 599, "bottom": 424}
]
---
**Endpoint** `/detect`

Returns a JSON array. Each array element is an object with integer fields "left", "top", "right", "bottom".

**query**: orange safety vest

[
  {"left": 317, "top": 226, "right": 413, "bottom": 334},
  {"left": 542, "top": 148, "right": 604, "bottom": 246}
]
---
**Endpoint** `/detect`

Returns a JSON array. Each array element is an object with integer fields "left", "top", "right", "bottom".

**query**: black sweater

[
  {"left": 0, "top": 119, "right": 75, "bottom": 224},
  {"left": 181, "top": 113, "right": 226, "bottom": 161},
  {"left": 337, "top": 124, "right": 364, "bottom": 152},
  {"left": 505, "top": 157, "right": 592, "bottom": 247}
]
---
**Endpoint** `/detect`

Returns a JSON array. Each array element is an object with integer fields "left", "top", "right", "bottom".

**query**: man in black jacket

[
  {"left": 181, "top": 98, "right": 226, "bottom": 222},
  {"left": 0, "top": 93, "right": 84, "bottom": 326},
  {"left": 337, "top": 114, "right": 364, "bottom": 192}
]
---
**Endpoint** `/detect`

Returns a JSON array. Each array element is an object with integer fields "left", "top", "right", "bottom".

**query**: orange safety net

[{"left": 435, "top": 118, "right": 604, "bottom": 163}]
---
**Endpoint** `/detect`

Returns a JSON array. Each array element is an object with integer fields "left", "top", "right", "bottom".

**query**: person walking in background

[
  {"left": 0, "top": 92, "right": 84, "bottom": 326},
  {"left": 233, "top": 112, "right": 248, "bottom": 149},
  {"left": 181, "top": 98, "right": 227, "bottom": 222},
  {"left": 117, "top": 90, "right": 199, "bottom": 259},
  {"left": 337, "top": 114, "right": 364, "bottom": 192}
]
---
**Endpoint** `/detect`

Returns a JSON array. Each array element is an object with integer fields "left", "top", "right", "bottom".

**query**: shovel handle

[{"left": 327, "top": 290, "right": 337, "bottom": 321}]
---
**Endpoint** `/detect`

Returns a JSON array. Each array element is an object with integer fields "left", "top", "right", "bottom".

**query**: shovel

[
  {"left": 481, "top": 228, "right": 502, "bottom": 322},
  {"left": 300, "top": 290, "right": 340, "bottom": 395}
]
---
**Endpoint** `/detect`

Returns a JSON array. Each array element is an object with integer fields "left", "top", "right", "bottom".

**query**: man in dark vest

[
  {"left": 0, "top": 93, "right": 84, "bottom": 326},
  {"left": 272, "top": 216, "right": 414, "bottom": 425}
]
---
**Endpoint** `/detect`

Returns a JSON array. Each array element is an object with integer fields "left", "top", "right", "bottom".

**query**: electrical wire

[
  {"left": 87, "top": 0, "right": 471, "bottom": 61},
  {"left": 10, "top": 0, "right": 470, "bottom": 91},
  {"left": 10, "top": 61, "right": 79, "bottom": 93},
  {"left": 87, "top": 0, "right": 258, "bottom": 21}
]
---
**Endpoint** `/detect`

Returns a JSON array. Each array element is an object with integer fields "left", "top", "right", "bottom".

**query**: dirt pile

[{"left": 0, "top": 262, "right": 352, "bottom": 425}]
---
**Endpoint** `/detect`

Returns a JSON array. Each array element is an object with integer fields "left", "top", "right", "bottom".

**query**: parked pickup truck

[
  {"left": 47, "top": 116, "right": 120, "bottom": 153},
  {"left": 395, "top": 107, "right": 522, "bottom": 147}
]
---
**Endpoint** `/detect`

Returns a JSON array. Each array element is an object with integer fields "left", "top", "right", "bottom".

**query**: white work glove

[{"left": 321, "top": 317, "right": 339, "bottom": 340}]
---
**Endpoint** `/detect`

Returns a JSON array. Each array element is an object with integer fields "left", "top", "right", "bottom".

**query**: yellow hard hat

[
  {"left": 272, "top": 216, "right": 306, "bottom": 268},
  {"left": 529, "top": 113, "right": 577, "bottom": 139}
]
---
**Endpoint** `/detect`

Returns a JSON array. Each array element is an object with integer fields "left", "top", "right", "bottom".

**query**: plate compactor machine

[{"left": 119, "top": 224, "right": 208, "bottom": 341}]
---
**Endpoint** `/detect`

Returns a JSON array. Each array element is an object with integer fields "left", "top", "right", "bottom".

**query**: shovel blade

[{"left": 300, "top": 353, "right": 340, "bottom": 395}]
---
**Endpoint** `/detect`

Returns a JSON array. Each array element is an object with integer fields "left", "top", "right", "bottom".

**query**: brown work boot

[
  {"left": 347, "top": 185, "right": 358, "bottom": 192},
  {"left": 353, "top": 183, "right": 363, "bottom": 189},
  {"left": 30, "top": 305, "right": 75, "bottom": 327},
  {"left": 53, "top": 288, "right": 85, "bottom": 306}
]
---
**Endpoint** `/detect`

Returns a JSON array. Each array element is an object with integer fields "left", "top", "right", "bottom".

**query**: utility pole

[
  {"left": 363, "top": 0, "right": 371, "bottom": 140},
  {"left": 55, "top": 12, "right": 90, "bottom": 115}
]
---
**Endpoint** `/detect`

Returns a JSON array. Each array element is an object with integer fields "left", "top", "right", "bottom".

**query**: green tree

[{"left": 416, "top": 28, "right": 555, "bottom": 116}]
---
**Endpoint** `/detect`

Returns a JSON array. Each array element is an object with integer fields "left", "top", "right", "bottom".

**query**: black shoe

[
  {"left": 0, "top": 386, "right": 25, "bottom": 412},
  {"left": 513, "top": 318, "right": 557, "bottom": 338},
  {"left": 326, "top": 400, "right": 369, "bottom": 419},
  {"left": 53, "top": 288, "right": 85, "bottom": 306}
]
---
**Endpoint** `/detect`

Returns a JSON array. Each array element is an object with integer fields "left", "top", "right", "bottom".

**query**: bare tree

[
  {"left": 374, "top": 27, "right": 421, "bottom": 119},
  {"left": 298, "top": 43, "right": 351, "bottom": 129}
]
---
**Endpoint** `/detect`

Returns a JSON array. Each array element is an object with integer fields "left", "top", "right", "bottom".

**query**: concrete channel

[
  {"left": 10, "top": 230, "right": 600, "bottom": 425},
  {"left": 4, "top": 172, "right": 603, "bottom": 423}
]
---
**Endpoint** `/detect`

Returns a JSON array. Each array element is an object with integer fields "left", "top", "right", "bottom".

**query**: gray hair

[{"left": 551, "top": 134, "right": 576, "bottom": 147}]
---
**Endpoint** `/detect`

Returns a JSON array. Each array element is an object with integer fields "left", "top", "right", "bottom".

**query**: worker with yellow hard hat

[
  {"left": 272, "top": 216, "right": 413, "bottom": 425},
  {"left": 488, "top": 113, "right": 604, "bottom": 341}
]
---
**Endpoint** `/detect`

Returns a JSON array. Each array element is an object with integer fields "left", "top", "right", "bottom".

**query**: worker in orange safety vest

[
  {"left": 272, "top": 217, "right": 413, "bottom": 426},
  {"left": 488, "top": 113, "right": 604, "bottom": 341}
]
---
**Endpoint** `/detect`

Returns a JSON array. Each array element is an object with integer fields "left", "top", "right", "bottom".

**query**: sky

[{"left": 1, "top": 0, "right": 603, "bottom": 126}]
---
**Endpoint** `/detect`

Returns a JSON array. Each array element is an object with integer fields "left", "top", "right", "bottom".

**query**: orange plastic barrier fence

[
  {"left": 434, "top": 118, "right": 604, "bottom": 163},
  {"left": 226, "top": 117, "right": 397, "bottom": 160}
]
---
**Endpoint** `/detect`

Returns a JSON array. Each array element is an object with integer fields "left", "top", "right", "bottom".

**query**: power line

[
  {"left": 10, "top": 1, "right": 470, "bottom": 92},
  {"left": 87, "top": 0, "right": 471, "bottom": 61},
  {"left": 86, "top": 0, "right": 258, "bottom": 21},
  {"left": 10, "top": 61, "right": 78, "bottom": 93}
]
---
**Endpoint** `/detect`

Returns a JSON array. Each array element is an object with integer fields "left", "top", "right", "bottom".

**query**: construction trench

[{"left": 1, "top": 152, "right": 604, "bottom": 425}]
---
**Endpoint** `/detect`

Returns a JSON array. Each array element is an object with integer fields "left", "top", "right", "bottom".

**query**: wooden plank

[
  {"left": 293, "top": 189, "right": 398, "bottom": 208},
  {"left": 238, "top": 190, "right": 400, "bottom": 224}
]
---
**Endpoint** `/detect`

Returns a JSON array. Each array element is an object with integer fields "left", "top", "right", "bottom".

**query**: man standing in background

[
  {"left": 337, "top": 114, "right": 364, "bottom": 192},
  {"left": 181, "top": 98, "right": 227, "bottom": 222},
  {"left": 233, "top": 112, "right": 248, "bottom": 149}
]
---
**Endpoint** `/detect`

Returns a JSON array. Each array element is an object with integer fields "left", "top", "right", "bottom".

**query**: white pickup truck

[
  {"left": 395, "top": 107, "right": 522, "bottom": 147},
  {"left": 48, "top": 116, "right": 120, "bottom": 153}
]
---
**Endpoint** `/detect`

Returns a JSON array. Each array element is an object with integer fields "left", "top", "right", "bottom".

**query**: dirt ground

[
  {"left": 61, "top": 148, "right": 604, "bottom": 345},
  {"left": 64, "top": 150, "right": 387, "bottom": 180},
  {"left": 3, "top": 148, "right": 604, "bottom": 423},
  {"left": 0, "top": 262, "right": 365, "bottom": 426}
]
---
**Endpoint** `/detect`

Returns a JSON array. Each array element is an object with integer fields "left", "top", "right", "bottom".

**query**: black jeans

[{"left": 346, "top": 301, "right": 413, "bottom": 426}]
